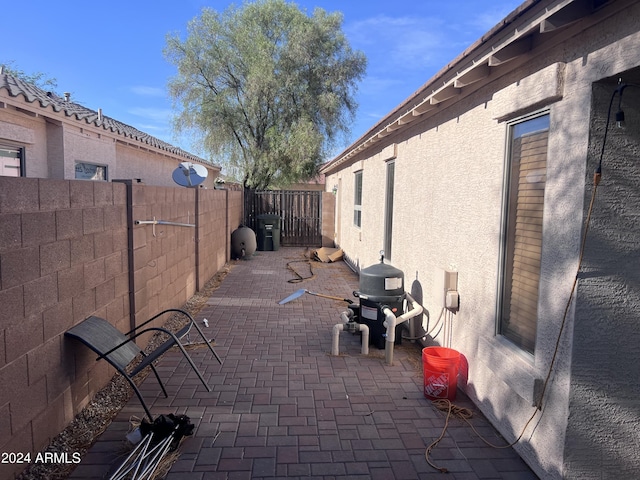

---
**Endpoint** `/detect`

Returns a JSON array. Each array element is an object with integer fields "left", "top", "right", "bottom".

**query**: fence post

[
  {"left": 195, "top": 187, "right": 201, "bottom": 291},
  {"left": 113, "top": 179, "right": 137, "bottom": 334}
]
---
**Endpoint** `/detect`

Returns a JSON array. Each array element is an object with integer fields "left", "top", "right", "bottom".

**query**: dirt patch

[{"left": 16, "top": 263, "right": 234, "bottom": 480}]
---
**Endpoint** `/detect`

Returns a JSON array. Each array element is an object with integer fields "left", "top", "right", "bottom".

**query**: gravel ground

[{"left": 16, "top": 263, "right": 233, "bottom": 480}]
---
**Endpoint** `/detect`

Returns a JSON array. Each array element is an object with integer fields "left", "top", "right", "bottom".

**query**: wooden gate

[{"left": 245, "top": 190, "right": 322, "bottom": 246}]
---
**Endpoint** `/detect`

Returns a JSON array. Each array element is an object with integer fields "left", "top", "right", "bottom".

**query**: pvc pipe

[
  {"left": 134, "top": 218, "right": 195, "bottom": 237},
  {"left": 360, "top": 324, "right": 369, "bottom": 355},
  {"left": 332, "top": 323, "right": 344, "bottom": 356},
  {"left": 135, "top": 219, "right": 195, "bottom": 228},
  {"left": 332, "top": 311, "right": 369, "bottom": 356},
  {"left": 382, "top": 292, "right": 423, "bottom": 365}
]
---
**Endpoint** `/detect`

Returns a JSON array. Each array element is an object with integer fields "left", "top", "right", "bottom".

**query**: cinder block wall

[
  {"left": 0, "top": 178, "right": 241, "bottom": 479},
  {"left": 0, "top": 178, "right": 129, "bottom": 479},
  {"left": 130, "top": 185, "right": 198, "bottom": 332},
  {"left": 197, "top": 189, "right": 231, "bottom": 290}
]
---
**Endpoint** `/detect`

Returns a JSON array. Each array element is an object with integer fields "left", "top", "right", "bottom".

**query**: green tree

[
  {"left": 164, "top": 0, "right": 366, "bottom": 189},
  {"left": 1, "top": 61, "right": 58, "bottom": 91}
]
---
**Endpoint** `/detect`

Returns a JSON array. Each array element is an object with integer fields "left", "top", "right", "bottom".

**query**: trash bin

[{"left": 256, "top": 214, "right": 281, "bottom": 251}]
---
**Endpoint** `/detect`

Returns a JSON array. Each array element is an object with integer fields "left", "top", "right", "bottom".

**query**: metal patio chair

[{"left": 65, "top": 309, "right": 222, "bottom": 421}]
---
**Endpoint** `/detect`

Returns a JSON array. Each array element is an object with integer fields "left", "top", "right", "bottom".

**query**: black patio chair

[{"left": 65, "top": 309, "right": 222, "bottom": 421}]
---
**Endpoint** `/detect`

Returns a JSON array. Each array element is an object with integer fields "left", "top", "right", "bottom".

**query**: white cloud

[
  {"left": 358, "top": 75, "right": 405, "bottom": 97},
  {"left": 346, "top": 15, "right": 446, "bottom": 72},
  {"left": 469, "top": 3, "right": 520, "bottom": 31},
  {"left": 128, "top": 107, "right": 173, "bottom": 122},
  {"left": 136, "top": 123, "right": 164, "bottom": 131},
  {"left": 130, "top": 85, "right": 166, "bottom": 97},
  {"left": 347, "top": 4, "right": 520, "bottom": 74}
]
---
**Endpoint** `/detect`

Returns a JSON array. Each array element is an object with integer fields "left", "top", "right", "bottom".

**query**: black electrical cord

[
  {"left": 599, "top": 81, "right": 640, "bottom": 175},
  {"left": 286, "top": 260, "right": 315, "bottom": 283},
  {"left": 402, "top": 306, "right": 445, "bottom": 341},
  {"left": 533, "top": 80, "right": 640, "bottom": 409},
  {"left": 596, "top": 83, "right": 623, "bottom": 180},
  {"left": 427, "top": 80, "right": 639, "bottom": 472},
  {"left": 286, "top": 249, "right": 316, "bottom": 283}
]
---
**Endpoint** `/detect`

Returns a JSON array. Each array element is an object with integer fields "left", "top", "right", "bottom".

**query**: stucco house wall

[
  {"left": 565, "top": 80, "right": 640, "bottom": 477},
  {"left": 0, "top": 105, "right": 49, "bottom": 178},
  {"left": 322, "top": 0, "right": 640, "bottom": 478},
  {"left": 0, "top": 72, "right": 220, "bottom": 187},
  {"left": 60, "top": 123, "right": 117, "bottom": 180}
]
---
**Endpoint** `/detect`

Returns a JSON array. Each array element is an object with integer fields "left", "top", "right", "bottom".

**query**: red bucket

[{"left": 422, "top": 347, "right": 460, "bottom": 401}]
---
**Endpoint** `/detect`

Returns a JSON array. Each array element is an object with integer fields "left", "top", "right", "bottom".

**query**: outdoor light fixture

[
  {"left": 613, "top": 79, "right": 640, "bottom": 128},
  {"left": 596, "top": 79, "right": 640, "bottom": 181},
  {"left": 332, "top": 184, "right": 338, "bottom": 194}
]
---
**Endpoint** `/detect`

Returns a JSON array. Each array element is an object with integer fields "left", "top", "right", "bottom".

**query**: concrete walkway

[{"left": 70, "top": 247, "right": 538, "bottom": 479}]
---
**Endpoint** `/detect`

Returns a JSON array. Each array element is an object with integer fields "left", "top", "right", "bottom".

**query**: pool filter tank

[{"left": 352, "top": 253, "right": 405, "bottom": 349}]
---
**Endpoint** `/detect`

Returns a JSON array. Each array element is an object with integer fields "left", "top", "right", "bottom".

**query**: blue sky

[{"left": 5, "top": 0, "right": 523, "bottom": 161}]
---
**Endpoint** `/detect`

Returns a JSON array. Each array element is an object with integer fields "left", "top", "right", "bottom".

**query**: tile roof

[{"left": 0, "top": 72, "right": 215, "bottom": 166}]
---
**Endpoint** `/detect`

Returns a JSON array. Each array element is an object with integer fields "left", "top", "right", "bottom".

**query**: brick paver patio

[{"left": 69, "top": 247, "right": 538, "bottom": 479}]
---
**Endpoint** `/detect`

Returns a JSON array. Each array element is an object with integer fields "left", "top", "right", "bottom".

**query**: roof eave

[
  {"left": 321, "top": 0, "right": 602, "bottom": 176},
  {"left": 0, "top": 72, "right": 217, "bottom": 167}
]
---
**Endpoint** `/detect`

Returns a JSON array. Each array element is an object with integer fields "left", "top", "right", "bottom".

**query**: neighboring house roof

[
  {"left": 301, "top": 174, "right": 325, "bottom": 186},
  {"left": 0, "top": 71, "right": 217, "bottom": 167},
  {"left": 320, "top": 0, "right": 608, "bottom": 175}
]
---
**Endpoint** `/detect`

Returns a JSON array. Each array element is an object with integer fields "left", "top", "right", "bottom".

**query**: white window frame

[
  {"left": 75, "top": 162, "right": 108, "bottom": 181},
  {"left": 354, "top": 170, "right": 363, "bottom": 228},
  {"left": 0, "top": 144, "right": 24, "bottom": 177},
  {"left": 497, "top": 111, "right": 550, "bottom": 354}
]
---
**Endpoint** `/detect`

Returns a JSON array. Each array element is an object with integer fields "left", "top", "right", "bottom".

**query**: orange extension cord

[{"left": 426, "top": 171, "right": 601, "bottom": 473}]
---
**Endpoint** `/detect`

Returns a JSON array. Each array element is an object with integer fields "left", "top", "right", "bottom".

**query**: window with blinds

[
  {"left": 499, "top": 114, "right": 550, "bottom": 354},
  {"left": 0, "top": 145, "right": 23, "bottom": 177}
]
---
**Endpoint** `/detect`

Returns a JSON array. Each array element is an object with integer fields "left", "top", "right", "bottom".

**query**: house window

[
  {"left": 0, "top": 145, "right": 24, "bottom": 177},
  {"left": 75, "top": 162, "right": 107, "bottom": 181},
  {"left": 354, "top": 170, "right": 363, "bottom": 227},
  {"left": 499, "top": 113, "right": 550, "bottom": 354},
  {"left": 384, "top": 161, "right": 395, "bottom": 260}
]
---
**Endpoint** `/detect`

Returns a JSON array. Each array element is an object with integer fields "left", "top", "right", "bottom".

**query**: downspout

[{"left": 382, "top": 292, "right": 423, "bottom": 366}]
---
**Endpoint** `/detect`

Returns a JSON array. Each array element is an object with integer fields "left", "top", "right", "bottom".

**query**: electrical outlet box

[
  {"left": 444, "top": 270, "right": 458, "bottom": 291},
  {"left": 444, "top": 270, "right": 459, "bottom": 311},
  {"left": 445, "top": 290, "right": 459, "bottom": 310}
]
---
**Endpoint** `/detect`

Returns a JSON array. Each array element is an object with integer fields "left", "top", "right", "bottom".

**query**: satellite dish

[{"left": 172, "top": 162, "right": 208, "bottom": 187}]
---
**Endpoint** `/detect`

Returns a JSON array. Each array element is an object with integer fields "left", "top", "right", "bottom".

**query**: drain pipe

[
  {"left": 382, "top": 292, "right": 423, "bottom": 366},
  {"left": 332, "top": 310, "right": 370, "bottom": 356}
]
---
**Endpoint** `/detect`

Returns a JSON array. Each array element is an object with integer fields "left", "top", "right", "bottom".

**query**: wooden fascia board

[
  {"left": 454, "top": 63, "right": 491, "bottom": 88},
  {"left": 323, "top": 0, "right": 600, "bottom": 173},
  {"left": 488, "top": 36, "right": 533, "bottom": 66},
  {"left": 413, "top": 100, "right": 438, "bottom": 115},
  {"left": 385, "top": 120, "right": 402, "bottom": 132},
  {"left": 398, "top": 111, "right": 418, "bottom": 125},
  {"left": 430, "top": 84, "right": 462, "bottom": 104},
  {"left": 540, "top": 0, "right": 594, "bottom": 32}
]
